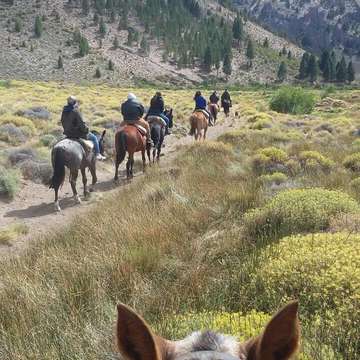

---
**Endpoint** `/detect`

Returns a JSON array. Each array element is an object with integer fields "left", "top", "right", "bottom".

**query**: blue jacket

[{"left": 195, "top": 95, "right": 207, "bottom": 110}]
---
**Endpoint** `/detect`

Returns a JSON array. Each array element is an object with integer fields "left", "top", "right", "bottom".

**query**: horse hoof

[
  {"left": 74, "top": 195, "right": 82, "bottom": 204},
  {"left": 54, "top": 202, "right": 61, "bottom": 212}
]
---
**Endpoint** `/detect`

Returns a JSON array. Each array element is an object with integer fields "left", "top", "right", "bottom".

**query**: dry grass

[{"left": 0, "top": 83, "right": 360, "bottom": 359}]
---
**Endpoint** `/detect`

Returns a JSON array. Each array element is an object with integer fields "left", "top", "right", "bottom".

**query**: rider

[
  {"left": 146, "top": 92, "right": 170, "bottom": 135},
  {"left": 221, "top": 89, "right": 232, "bottom": 108},
  {"left": 194, "top": 91, "right": 212, "bottom": 123},
  {"left": 61, "top": 96, "right": 106, "bottom": 160},
  {"left": 120, "top": 93, "right": 151, "bottom": 146},
  {"left": 209, "top": 91, "right": 219, "bottom": 105}
]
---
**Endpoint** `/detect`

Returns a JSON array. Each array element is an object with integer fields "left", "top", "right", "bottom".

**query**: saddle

[
  {"left": 126, "top": 124, "right": 147, "bottom": 137},
  {"left": 147, "top": 116, "right": 166, "bottom": 127},
  {"left": 194, "top": 109, "right": 210, "bottom": 119},
  {"left": 79, "top": 139, "right": 94, "bottom": 152}
]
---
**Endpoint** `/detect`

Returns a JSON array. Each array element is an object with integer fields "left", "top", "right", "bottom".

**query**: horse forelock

[{"left": 173, "top": 331, "right": 240, "bottom": 359}]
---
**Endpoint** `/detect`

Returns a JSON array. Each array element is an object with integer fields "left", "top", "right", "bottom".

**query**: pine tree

[
  {"left": 203, "top": 46, "right": 212, "bottom": 72},
  {"left": 81, "top": 0, "right": 90, "bottom": 15},
  {"left": 263, "top": 37, "right": 269, "bottom": 48},
  {"left": 95, "top": 67, "right": 101, "bottom": 78},
  {"left": 336, "top": 56, "right": 347, "bottom": 82},
  {"left": 246, "top": 38, "right": 254, "bottom": 67},
  {"left": 347, "top": 61, "right": 355, "bottom": 83},
  {"left": 319, "top": 49, "right": 330, "bottom": 73},
  {"left": 299, "top": 52, "right": 309, "bottom": 79},
  {"left": 113, "top": 36, "right": 119, "bottom": 49},
  {"left": 108, "top": 59, "right": 114, "bottom": 70},
  {"left": 99, "top": 17, "right": 107, "bottom": 37},
  {"left": 281, "top": 46, "right": 287, "bottom": 56},
  {"left": 140, "top": 36, "right": 149, "bottom": 55},
  {"left": 223, "top": 52, "right": 232, "bottom": 77},
  {"left": 93, "top": 13, "right": 99, "bottom": 25},
  {"left": 34, "top": 15, "right": 43, "bottom": 38},
  {"left": 287, "top": 50, "right": 292, "bottom": 59},
  {"left": 323, "top": 58, "right": 332, "bottom": 81},
  {"left": 14, "top": 17, "right": 21, "bottom": 32},
  {"left": 277, "top": 61, "right": 287, "bottom": 82},
  {"left": 57, "top": 55, "right": 63, "bottom": 69},
  {"left": 330, "top": 51, "right": 337, "bottom": 81},
  {"left": 232, "top": 14, "right": 243, "bottom": 45},
  {"left": 79, "top": 36, "right": 90, "bottom": 57},
  {"left": 308, "top": 54, "right": 318, "bottom": 82}
]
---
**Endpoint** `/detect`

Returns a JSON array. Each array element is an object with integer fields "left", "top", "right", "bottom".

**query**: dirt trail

[{"left": 0, "top": 114, "right": 240, "bottom": 259}]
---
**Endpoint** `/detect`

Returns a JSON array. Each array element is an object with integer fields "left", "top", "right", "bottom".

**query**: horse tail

[
  {"left": 189, "top": 115, "right": 197, "bottom": 136},
  {"left": 49, "top": 147, "right": 66, "bottom": 190},
  {"left": 151, "top": 125, "right": 161, "bottom": 148},
  {"left": 116, "top": 131, "right": 127, "bottom": 164}
]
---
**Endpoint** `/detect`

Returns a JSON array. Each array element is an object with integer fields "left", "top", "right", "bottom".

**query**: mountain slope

[{"left": 0, "top": 0, "right": 304, "bottom": 85}]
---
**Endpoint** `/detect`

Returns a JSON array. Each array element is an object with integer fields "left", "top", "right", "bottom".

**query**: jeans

[
  {"left": 87, "top": 132, "right": 100, "bottom": 154},
  {"left": 159, "top": 113, "right": 170, "bottom": 127}
]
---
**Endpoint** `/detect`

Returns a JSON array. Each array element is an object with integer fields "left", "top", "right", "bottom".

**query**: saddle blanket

[
  {"left": 134, "top": 124, "right": 147, "bottom": 136},
  {"left": 194, "top": 109, "right": 210, "bottom": 118},
  {"left": 147, "top": 116, "right": 167, "bottom": 127}
]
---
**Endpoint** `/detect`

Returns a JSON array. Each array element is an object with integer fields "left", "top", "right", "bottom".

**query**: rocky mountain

[
  {"left": 233, "top": 0, "right": 360, "bottom": 56},
  {"left": 0, "top": 0, "right": 304, "bottom": 85}
]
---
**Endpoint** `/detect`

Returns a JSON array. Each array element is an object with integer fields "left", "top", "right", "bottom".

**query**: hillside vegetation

[
  {"left": 0, "top": 0, "right": 302, "bottom": 85},
  {"left": 0, "top": 81, "right": 360, "bottom": 359}
]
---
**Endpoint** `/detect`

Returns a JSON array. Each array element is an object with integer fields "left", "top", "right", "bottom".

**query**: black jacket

[
  {"left": 148, "top": 95, "right": 165, "bottom": 116},
  {"left": 221, "top": 91, "right": 231, "bottom": 102},
  {"left": 61, "top": 106, "right": 89, "bottom": 139},
  {"left": 121, "top": 98, "right": 145, "bottom": 121},
  {"left": 209, "top": 93, "right": 219, "bottom": 104}
]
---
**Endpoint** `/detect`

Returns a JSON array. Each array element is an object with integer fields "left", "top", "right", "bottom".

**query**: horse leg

[
  {"left": 142, "top": 150, "right": 146, "bottom": 173},
  {"left": 81, "top": 167, "right": 89, "bottom": 198},
  {"left": 204, "top": 127, "right": 208, "bottom": 140},
  {"left": 54, "top": 186, "right": 61, "bottom": 212},
  {"left": 70, "top": 169, "right": 81, "bottom": 204},
  {"left": 126, "top": 153, "right": 133, "bottom": 179}
]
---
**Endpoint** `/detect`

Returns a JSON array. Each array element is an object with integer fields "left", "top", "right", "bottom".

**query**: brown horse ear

[
  {"left": 116, "top": 304, "right": 166, "bottom": 360},
  {"left": 245, "top": 301, "right": 300, "bottom": 360}
]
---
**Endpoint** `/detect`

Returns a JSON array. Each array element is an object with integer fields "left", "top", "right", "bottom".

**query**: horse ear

[
  {"left": 245, "top": 302, "right": 300, "bottom": 360},
  {"left": 116, "top": 304, "right": 166, "bottom": 360},
  {"left": 101, "top": 130, "right": 106, "bottom": 138}
]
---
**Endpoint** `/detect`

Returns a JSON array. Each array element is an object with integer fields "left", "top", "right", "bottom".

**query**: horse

[
  {"left": 208, "top": 103, "right": 219, "bottom": 124},
  {"left": 222, "top": 99, "right": 231, "bottom": 117},
  {"left": 116, "top": 301, "right": 300, "bottom": 360},
  {"left": 164, "top": 107, "right": 174, "bottom": 130},
  {"left": 49, "top": 130, "right": 106, "bottom": 212},
  {"left": 147, "top": 116, "right": 166, "bottom": 163},
  {"left": 114, "top": 125, "right": 147, "bottom": 181},
  {"left": 189, "top": 111, "right": 208, "bottom": 141}
]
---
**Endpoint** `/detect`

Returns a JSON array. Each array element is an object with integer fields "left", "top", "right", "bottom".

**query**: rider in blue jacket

[{"left": 194, "top": 91, "right": 212, "bottom": 121}]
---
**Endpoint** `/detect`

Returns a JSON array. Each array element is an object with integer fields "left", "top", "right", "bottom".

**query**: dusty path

[{"left": 0, "top": 113, "right": 240, "bottom": 259}]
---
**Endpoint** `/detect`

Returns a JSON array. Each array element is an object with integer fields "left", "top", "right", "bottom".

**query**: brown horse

[
  {"left": 189, "top": 111, "right": 208, "bottom": 141},
  {"left": 116, "top": 301, "right": 300, "bottom": 360},
  {"left": 208, "top": 103, "right": 219, "bottom": 124},
  {"left": 114, "top": 125, "right": 147, "bottom": 180}
]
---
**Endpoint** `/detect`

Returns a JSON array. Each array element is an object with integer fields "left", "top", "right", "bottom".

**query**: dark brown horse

[
  {"left": 189, "top": 111, "right": 208, "bottom": 141},
  {"left": 208, "top": 103, "right": 219, "bottom": 124},
  {"left": 114, "top": 125, "right": 147, "bottom": 180}
]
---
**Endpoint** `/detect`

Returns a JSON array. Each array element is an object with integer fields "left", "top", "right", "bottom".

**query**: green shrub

[
  {"left": 0, "top": 223, "right": 28, "bottom": 245},
  {"left": 298, "top": 151, "right": 334, "bottom": 173},
  {"left": 247, "top": 112, "right": 273, "bottom": 123},
  {"left": 0, "top": 167, "right": 20, "bottom": 199},
  {"left": 270, "top": 87, "right": 316, "bottom": 114},
  {"left": 349, "top": 177, "right": 360, "bottom": 192},
  {"left": 244, "top": 188, "right": 359, "bottom": 240},
  {"left": 249, "top": 119, "right": 272, "bottom": 130},
  {"left": 39, "top": 134, "right": 57, "bottom": 147},
  {"left": 258, "top": 172, "right": 288, "bottom": 186},
  {"left": 343, "top": 153, "right": 360, "bottom": 172},
  {"left": 250, "top": 233, "right": 360, "bottom": 358},
  {"left": 251, "top": 147, "right": 288, "bottom": 175}
]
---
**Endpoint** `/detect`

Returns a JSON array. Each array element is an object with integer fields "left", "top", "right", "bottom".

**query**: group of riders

[{"left": 60, "top": 89, "right": 232, "bottom": 157}]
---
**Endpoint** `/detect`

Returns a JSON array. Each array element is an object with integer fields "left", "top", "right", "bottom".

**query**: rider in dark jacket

[
  {"left": 146, "top": 92, "right": 170, "bottom": 134},
  {"left": 221, "top": 89, "right": 231, "bottom": 105},
  {"left": 209, "top": 91, "right": 219, "bottom": 105},
  {"left": 61, "top": 96, "right": 105, "bottom": 160}
]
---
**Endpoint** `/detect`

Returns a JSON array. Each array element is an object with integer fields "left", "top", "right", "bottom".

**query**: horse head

[
  {"left": 99, "top": 129, "right": 106, "bottom": 157},
  {"left": 116, "top": 302, "right": 300, "bottom": 360}
]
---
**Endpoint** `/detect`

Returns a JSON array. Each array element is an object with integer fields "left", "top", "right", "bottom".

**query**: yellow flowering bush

[
  {"left": 252, "top": 147, "right": 288, "bottom": 175},
  {"left": 250, "top": 233, "right": 360, "bottom": 358},
  {"left": 247, "top": 112, "right": 273, "bottom": 123},
  {"left": 298, "top": 151, "right": 334, "bottom": 173},
  {"left": 343, "top": 153, "right": 360, "bottom": 172},
  {"left": 244, "top": 188, "right": 359, "bottom": 240},
  {"left": 155, "top": 310, "right": 270, "bottom": 341},
  {"left": 258, "top": 172, "right": 288, "bottom": 186}
]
